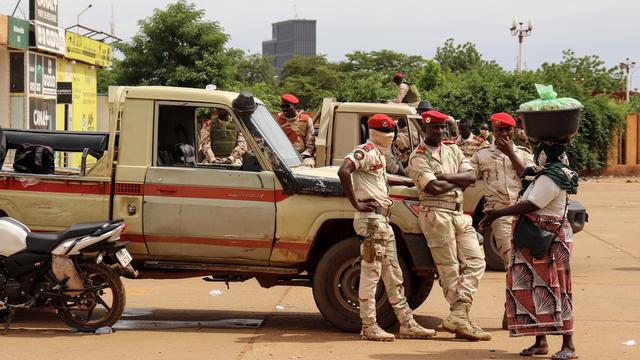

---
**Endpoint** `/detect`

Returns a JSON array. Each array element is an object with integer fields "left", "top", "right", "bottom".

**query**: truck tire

[
  {"left": 482, "top": 226, "right": 506, "bottom": 271},
  {"left": 312, "top": 236, "right": 423, "bottom": 333},
  {"left": 406, "top": 272, "right": 435, "bottom": 310}
]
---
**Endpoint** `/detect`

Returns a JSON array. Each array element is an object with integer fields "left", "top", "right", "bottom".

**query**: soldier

[
  {"left": 470, "top": 113, "right": 534, "bottom": 265},
  {"left": 389, "top": 72, "right": 421, "bottom": 108},
  {"left": 513, "top": 115, "right": 531, "bottom": 149},
  {"left": 407, "top": 110, "right": 491, "bottom": 341},
  {"left": 276, "top": 94, "right": 316, "bottom": 167},
  {"left": 455, "top": 119, "right": 487, "bottom": 158},
  {"left": 479, "top": 122, "right": 494, "bottom": 144},
  {"left": 197, "top": 109, "right": 248, "bottom": 165},
  {"left": 338, "top": 113, "right": 436, "bottom": 342}
]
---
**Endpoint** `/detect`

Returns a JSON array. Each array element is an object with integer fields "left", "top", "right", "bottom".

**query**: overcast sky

[{"left": 4, "top": 0, "right": 639, "bottom": 76}]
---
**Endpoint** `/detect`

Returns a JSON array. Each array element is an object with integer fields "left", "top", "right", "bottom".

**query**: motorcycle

[{"left": 0, "top": 217, "right": 137, "bottom": 332}]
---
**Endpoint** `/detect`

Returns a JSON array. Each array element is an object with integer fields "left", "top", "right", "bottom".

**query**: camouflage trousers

[
  {"left": 491, "top": 215, "right": 514, "bottom": 265},
  {"left": 418, "top": 209, "right": 485, "bottom": 306},
  {"left": 354, "top": 215, "right": 413, "bottom": 326}
]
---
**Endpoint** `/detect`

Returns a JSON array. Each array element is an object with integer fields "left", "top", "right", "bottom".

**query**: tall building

[{"left": 262, "top": 19, "right": 316, "bottom": 70}]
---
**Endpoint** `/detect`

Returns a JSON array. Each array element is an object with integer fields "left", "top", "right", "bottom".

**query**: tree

[
  {"left": 279, "top": 55, "right": 343, "bottom": 110},
  {"left": 434, "top": 38, "right": 484, "bottom": 73},
  {"left": 113, "top": 1, "right": 236, "bottom": 89}
]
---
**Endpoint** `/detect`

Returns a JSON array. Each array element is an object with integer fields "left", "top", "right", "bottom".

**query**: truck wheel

[
  {"left": 482, "top": 226, "right": 506, "bottom": 271},
  {"left": 312, "top": 237, "right": 420, "bottom": 333},
  {"left": 406, "top": 272, "right": 435, "bottom": 310}
]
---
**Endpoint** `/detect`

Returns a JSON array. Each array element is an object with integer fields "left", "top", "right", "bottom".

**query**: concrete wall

[{"left": 625, "top": 113, "right": 639, "bottom": 165}]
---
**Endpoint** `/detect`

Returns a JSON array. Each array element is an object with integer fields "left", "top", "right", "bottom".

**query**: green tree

[
  {"left": 434, "top": 38, "right": 485, "bottom": 73},
  {"left": 279, "top": 55, "right": 343, "bottom": 110},
  {"left": 113, "top": 1, "right": 236, "bottom": 88}
]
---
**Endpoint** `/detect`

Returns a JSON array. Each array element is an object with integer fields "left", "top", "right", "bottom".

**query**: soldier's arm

[
  {"left": 228, "top": 131, "right": 248, "bottom": 162},
  {"left": 469, "top": 151, "right": 482, "bottom": 179},
  {"left": 301, "top": 118, "right": 316, "bottom": 158},
  {"left": 337, "top": 159, "right": 377, "bottom": 212},
  {"left": 408, "top": 155, "right": 456, "bottom": 195},
  {"left": 387, "top": 173, "right": 413, "bottom": 187},
  {"left": 390, "top": 83, "right": 409, "bottom": 103},
  {"left": 495, "top": 138, "right": 527, "bottom": 176}
]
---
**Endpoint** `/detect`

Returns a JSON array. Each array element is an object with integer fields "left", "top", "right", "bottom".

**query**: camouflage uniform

[
  {"left": 470, "top": 143, "right": 534, "bottom": 263},
  {"left": 407, "top": 142, "right": 485, "bottom": 306},
  {"left": 197, "top": 119, "right": 248, "bottom": 165},
  {"left": 513, "top": 127, "right": 530, "bottom": 150},
  {"left": 345, "top": 141, "right": 413, "bottom": 327},
  {"left": 455, "top": 133, "right": 487, "bottom": 158},
  {"left": 277, "top": 112, "right": 316, "bottom": 166}
]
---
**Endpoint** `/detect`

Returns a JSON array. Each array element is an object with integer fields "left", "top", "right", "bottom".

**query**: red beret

[
  {"left": 489, "top": 112, "right": 516, "bottom": 128},
  {"left": 281, "top": 93, "right": 299, "bottom": 105},
  {"left": 421, "top": 110, "right": 449, "bottom": 124},
  {"left": 368, "top": 114, "right": 396, "bottom": 131},
  {"left": 393, "top": 72, "right": 404, "bottom": 80}
]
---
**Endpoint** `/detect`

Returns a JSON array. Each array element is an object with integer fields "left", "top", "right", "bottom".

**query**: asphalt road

[{"left": 3, "top": 179, "right": 639, "bottom": 360}]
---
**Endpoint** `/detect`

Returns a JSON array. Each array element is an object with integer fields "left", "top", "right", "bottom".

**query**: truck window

[{"left": 155, "top": 105, "right": 250, "bottom": 169}]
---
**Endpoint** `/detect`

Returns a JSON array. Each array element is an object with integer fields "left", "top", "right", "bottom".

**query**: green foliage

[
  {"left": 434, "top": 38, "right": 485, "bottom": 73},
  {"left": 113, "top": 0, "right": 236, "bottom": 89}
]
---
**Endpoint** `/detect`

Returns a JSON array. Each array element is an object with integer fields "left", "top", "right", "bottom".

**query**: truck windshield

[{"left": 250, "top": 105, "right": 303, "bottom": 168}]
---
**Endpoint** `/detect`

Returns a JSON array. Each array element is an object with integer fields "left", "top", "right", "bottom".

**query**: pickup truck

[
  {"left": 0, "top": 86, "right": 437, "bottom": 333},
  {"left": 312, "top": 98, "right": 588, "bottom": 271}
]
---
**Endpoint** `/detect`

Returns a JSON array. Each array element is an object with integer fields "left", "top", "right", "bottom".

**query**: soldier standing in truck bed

[
  {"left": 276, "top": 93, "right": 316, "bottom": 167},
  {"left": 338, "top": 113, "right": 436, "bottom": 342}
]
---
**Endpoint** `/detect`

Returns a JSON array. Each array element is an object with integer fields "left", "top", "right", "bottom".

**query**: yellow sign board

[{"left": 65, "top": 32, "right": 112, "bottom": 67}]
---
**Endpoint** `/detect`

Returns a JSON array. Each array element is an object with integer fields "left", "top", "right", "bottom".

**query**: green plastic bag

[{"left": 519, "top": 84, "right": 582, "bottom": 111}]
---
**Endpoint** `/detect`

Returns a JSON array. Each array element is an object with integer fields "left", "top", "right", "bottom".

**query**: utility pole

[
  {"left": 619, "top": 58, "right": 636, "bottom": 102},
  {"left": 510, "top": 17, "right": 533, "bottom": 72}
]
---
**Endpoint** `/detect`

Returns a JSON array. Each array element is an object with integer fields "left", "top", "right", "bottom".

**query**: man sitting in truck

[{"left": 197, "top": 108, "right": 248, "bottom": 166}]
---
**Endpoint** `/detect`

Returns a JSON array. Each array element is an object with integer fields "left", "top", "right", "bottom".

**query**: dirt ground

[{"left": 3, "top": 180, "right": 639, "bottom": 360}]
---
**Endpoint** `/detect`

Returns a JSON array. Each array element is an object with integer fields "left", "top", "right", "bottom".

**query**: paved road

[{"left": 3, "top": 180, "right": 640, "bottom": 360}]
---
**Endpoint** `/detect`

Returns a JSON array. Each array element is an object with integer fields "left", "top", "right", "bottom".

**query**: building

[{"left": 262, "top": 19, "right": 316, "bottom": 70}]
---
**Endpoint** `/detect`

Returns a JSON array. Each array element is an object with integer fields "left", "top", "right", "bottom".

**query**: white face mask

[{"left": 369, "top": 129, "right": 395, "bottom": 153}]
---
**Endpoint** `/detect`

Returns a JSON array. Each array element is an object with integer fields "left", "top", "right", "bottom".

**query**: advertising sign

[
  {"left": 57, "top": 82, "right": 72, "bottom": 104},
  {"left": 30, "top": 0, "right": 59, "bottom": 26},
  {"left": 33, "top": 21, "right": 65, "bottom": 55},
  {"left": 8, "top": 16, "right": 30, "bottom": 49},
  {"left": 66, "top": 32, "right": 112, "bottom": 67},
  {"left": 28, "top": 52, "right": 57, "bottom": 96},
  {"left": 29, "top": 97, "right": 56, "bottom": 129}
]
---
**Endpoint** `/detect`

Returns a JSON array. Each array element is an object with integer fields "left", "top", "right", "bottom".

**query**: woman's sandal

[
  {"left": 519, "top": 345, "right": 549, "bottom": 356},
  {"left": 551, "top": 350, "right": 579, "bottom": 360}
]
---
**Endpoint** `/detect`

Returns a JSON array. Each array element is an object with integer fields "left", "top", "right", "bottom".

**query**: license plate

[{"left": 115, "top": 248, "right": 133, "bottom": 267}]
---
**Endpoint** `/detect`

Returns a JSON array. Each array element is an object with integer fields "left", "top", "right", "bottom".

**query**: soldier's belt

[
  {"left": 358, "top": 206, "right": 391, "bottom": 217},
  {"left": 421, "top": 200, "right": 462, "bottom": 212}
]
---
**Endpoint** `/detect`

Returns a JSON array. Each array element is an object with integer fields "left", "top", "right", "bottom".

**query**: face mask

[{"left": 369, "top": 129, "right": 394, "bottom": 152}]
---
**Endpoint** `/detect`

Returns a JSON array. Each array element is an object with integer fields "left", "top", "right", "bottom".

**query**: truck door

[{"left": 143, "top": 103, "right": 276, "bottom": 264}]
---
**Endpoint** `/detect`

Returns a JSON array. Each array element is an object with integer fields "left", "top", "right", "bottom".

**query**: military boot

[
  {"left": 398, "top": 319, "right": 437, "bottom": 339},
  {"left": 442, "top": 301, "right": 492, "bottom": 341},
  {"left": 361, "top": 323, "right": 395, "bottom": 342},
  {"left": 441, "top": 300, "right": 468, "bottom": 333}
]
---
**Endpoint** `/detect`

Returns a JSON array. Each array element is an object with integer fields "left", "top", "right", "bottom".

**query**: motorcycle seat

[{"left": 26, "top": 221, "right": 111, "bottom": 253}]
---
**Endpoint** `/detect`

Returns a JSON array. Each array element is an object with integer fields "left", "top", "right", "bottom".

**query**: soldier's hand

[
  {"left": 494, "top": 138, "right": 514, "bottom": 155},
  {"left": 479, "top": 210, "right": 498, "bottom": 230},
  {"left": 354, "top": 201, "right": 378, "bottom": 212}
]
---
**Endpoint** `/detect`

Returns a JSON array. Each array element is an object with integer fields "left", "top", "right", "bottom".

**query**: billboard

[
  {"left": 30, "top": 0, "right": 59, "bottom": 26},
  {"left": 66, "top": 32, "right": 112, "bottom": 67},
  {"left": 8, "top": 16, "right": 30, "bottom": 49},
  {"left": 28, "top": 52, "right": 57, "bottom": 96},
  {"left": 29, "top": 97, "right": 56, "bottom": 129},
  {"left": 33, "top": 21, "right": 65, "bottom": 55}
]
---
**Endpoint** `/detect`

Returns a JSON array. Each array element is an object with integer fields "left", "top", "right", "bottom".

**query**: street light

[
  {"left": 510, "top": 16, "right": 533, "bottom": 72},
  {"left": 619, "top": 58, "right": 636, "bottom": 102},
  {"left": 77, "top": 4, "right": 93, "bottom": 31}
]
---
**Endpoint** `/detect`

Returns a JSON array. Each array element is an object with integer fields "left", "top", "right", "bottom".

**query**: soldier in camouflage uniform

[
  {"left": 470, "top": 113, "right": 534, "bottom": 266},
  {"left": 338, "top": 113, "right": 436, "bottom": 342},
  {"left": 407, "top": 110, "right": 491, "bottom": 341},
  {"left": 455, "top": 119, "right": 487, "bottom": 158},
  {"left": 277, "top": 94, "right": 316, "bottom": 167},
  {"left": 198, "top": 108, "right": 248, "bottom": 165}
]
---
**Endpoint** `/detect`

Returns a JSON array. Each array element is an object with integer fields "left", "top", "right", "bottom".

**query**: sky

[{"left": 3, "top": 0, "right": 639, "bottom": 79}]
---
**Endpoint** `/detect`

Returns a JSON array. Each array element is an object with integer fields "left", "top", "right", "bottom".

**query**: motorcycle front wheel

[{"left": 56, "top": 262, "right": 126, "bottom": 332}]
